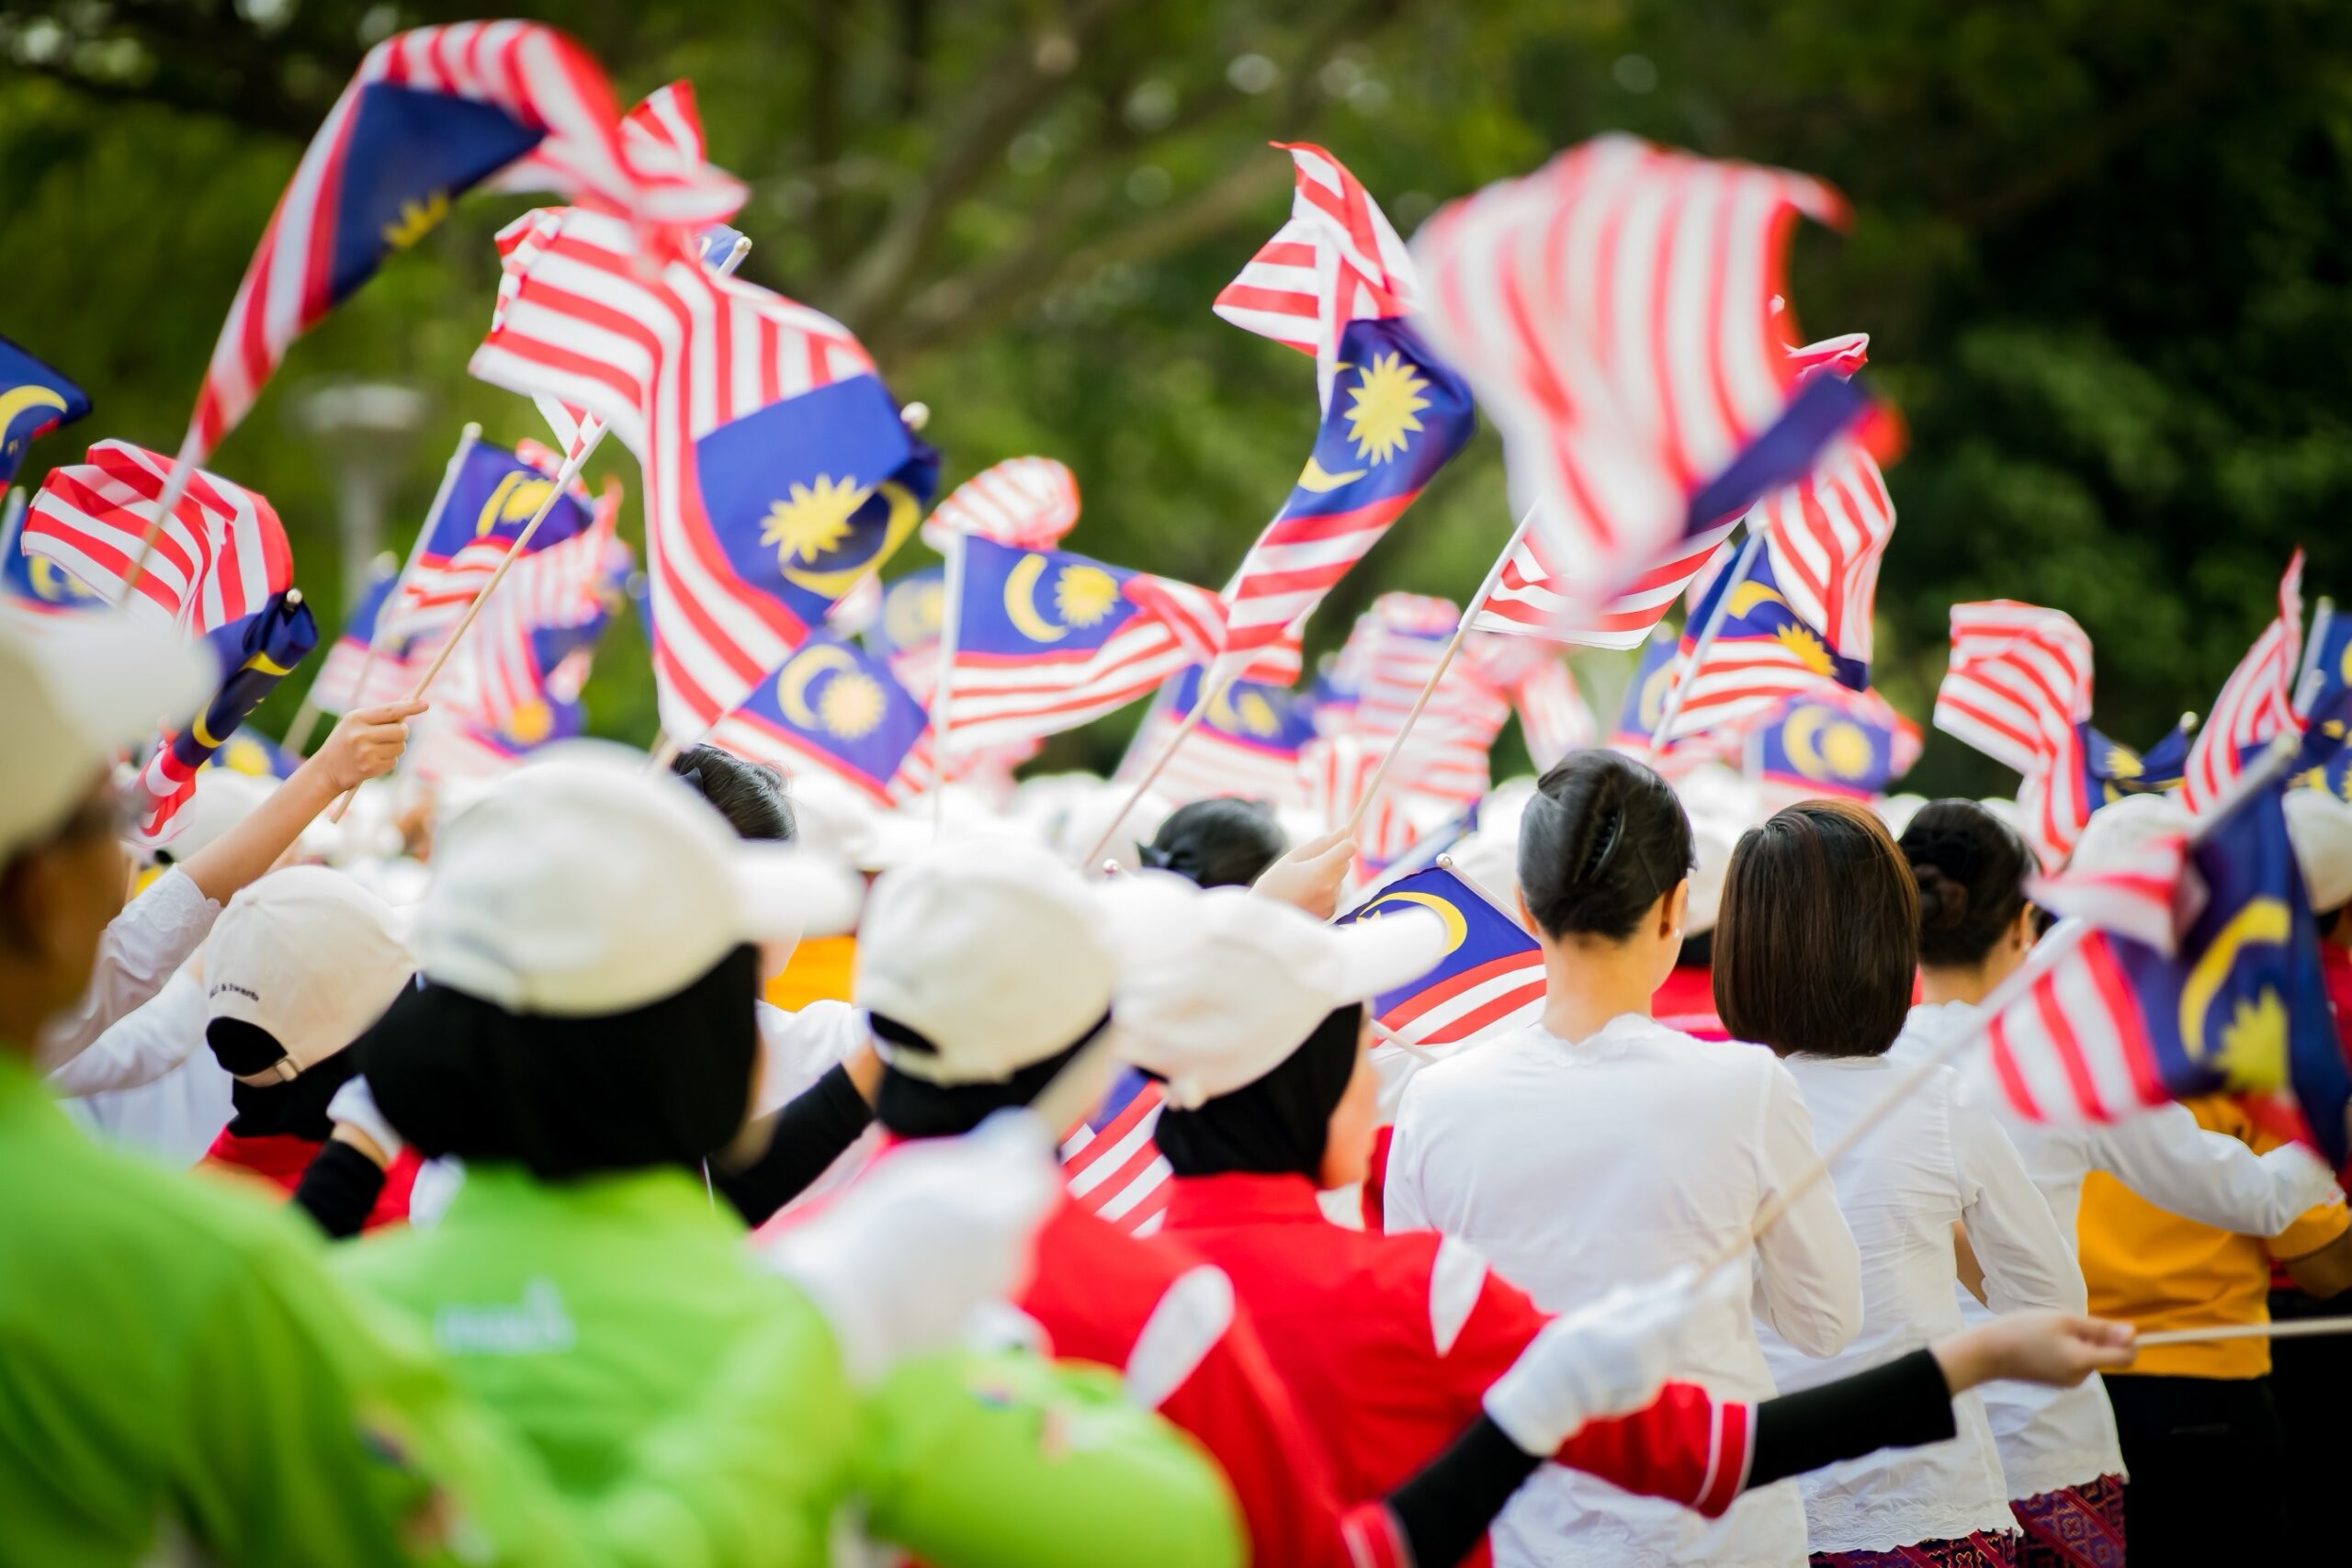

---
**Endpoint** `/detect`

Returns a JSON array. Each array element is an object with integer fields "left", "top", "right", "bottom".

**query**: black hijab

[
  {"left": 1153, "top": 1003, "right": 1363, "bottom": 1179},
  {"left": 357, "top": 945, "right": 762, "bottom": 1181}
]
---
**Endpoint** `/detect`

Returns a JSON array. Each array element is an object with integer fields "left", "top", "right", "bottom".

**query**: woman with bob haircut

[
  {"left": 1715, "top": 797, "right": 2081, "bottom": 1567},
  {"left": 1385, "top": 750, "right": 1864, "bottom": 1568}
]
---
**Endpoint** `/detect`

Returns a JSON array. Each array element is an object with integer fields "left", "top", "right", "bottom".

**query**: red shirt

[
  {"left": 1651, "top": 965, "right": 1725, "bottom": 1040},
  {"left": 201, "top": 1129, "right": 421, "bottom": 1231},
  {"left": 1160, "top": 1171, "right": 1753, "bottom": 1568}
]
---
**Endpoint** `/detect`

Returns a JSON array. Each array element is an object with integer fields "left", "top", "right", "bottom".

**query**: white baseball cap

[
  {"left": 412, "top": 743, "right": 863, "bottom": 1016},
  {"left": 1103, "top": 875, "right": 1451, "bottom": 1109},
  {"left": 856, "top": 837, "right": 1125, "bottom": 1084},
  {"left": 2285, "top": 786, "right": 2352, "bottom": 914},
  {"left": 0, "top": 615, "right": 213, "bottom": 861},
  {"left": 205, "top": 866, "right": 414, "bottom": 1077},
  {"left": 2068, "top": 792, "right": 2189, "bottom": 876}
]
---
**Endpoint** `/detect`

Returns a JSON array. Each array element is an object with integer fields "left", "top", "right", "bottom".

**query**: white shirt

[
  {"left": 54, "top": 971, "right": 232, "bottom": 1166},
  {"left": 1759, "top": 1052, "right": 2079, "bottom": 1551},
  {"left": 35, "top": 869, "right": 219, "bottom": 1072},
  {"left": 1385, "top": 1015, "right": 1862, "bottom": 1568},
  {"left": 1890, "top": 1000, "right": 2340, "bottom": 1499}
]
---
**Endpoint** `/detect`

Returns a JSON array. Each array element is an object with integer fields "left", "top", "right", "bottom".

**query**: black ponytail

[
  {"left": 1518, "top": 750, "right": 1694, "bottom": 942},
  {"left": 1898, "top": 800, "right": 2033, "bottom": 969}
]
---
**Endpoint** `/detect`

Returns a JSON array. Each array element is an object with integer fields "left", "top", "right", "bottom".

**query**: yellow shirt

[
  {"left": 764, "top": 935, "right": 857, "bottom": 1011},
  {"left": 2077, "top": 1095, "right": 2349, "bottom": 1379}
]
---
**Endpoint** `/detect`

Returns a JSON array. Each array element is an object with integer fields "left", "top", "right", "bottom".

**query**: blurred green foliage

[{"left": 5, "top": 0, "right": 2350, "bottom": 794}]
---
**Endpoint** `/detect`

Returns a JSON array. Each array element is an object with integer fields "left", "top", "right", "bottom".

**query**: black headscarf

[
  {"left": 356, "top": 945, "right": 761, "bottom": 1181},
  {"left": 869, "top": 1012, "right": 1100, "bottom": 1139},
  {"left": 1153, "top": 1003, "right": 1363, "bottom": 1179}
]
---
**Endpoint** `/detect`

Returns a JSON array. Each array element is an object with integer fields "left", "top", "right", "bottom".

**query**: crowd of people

[{"left": 6, "top": 605, "right": 2348, "bottom": 1568}]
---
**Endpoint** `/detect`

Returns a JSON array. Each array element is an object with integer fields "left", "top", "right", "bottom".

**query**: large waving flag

[
  {"left": 1933, "top": 602, "right": 2098, "bottom": 871},
  {"left": 1338, "top": 866, "right": 1547, "bottom": 1047},
  {"left": 1411, "top": 136, "right": 1870, "bottom": 632},
  {"left": 24, "top": 441, "right": 291, "bottom": 633},
  {"left": 377, "top": 434, "right": 595, "bottom": 653},
  {"left": 707, "top": 633, "right": 933, "bottom": 807},
  {"left": 1748, "top": 686, "right": 1921, "bottom": 804},
  {"left": 183, "top": 23, "right": 740, "bottom": 463},
  {"left": 471, "top": 205, "right": 936, "bottom": 739},
  {"left": 1119, "top": 664, "right": 1317, "bottom": 808},
  {"left": 138, "top": 593, "right": 319, "bottom": 843},
  {"left": 1973, "top": 783, "right": 2351, "bottom": 1168},
  {"left": 937, "top": 536, "right": 1225, "bottom": 749},
  {"left": 1655, "top": 440, "right": 1895, "bottom": 745},
  {"left": 1209, "top": 145, "right": 1476, "bottom": 683},
  {"left": 0, "top": 337, "right": 91, "bottom": 488},
  {"left": 2183, "top": 553, "right": 2308, "bottom": 815}
]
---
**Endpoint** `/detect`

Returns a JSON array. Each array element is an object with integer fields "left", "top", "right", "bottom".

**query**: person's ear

[
  {"left": 1663, "top": 877, "right": 1690, "bottom": 939},
  {"left": 2011, "top": 901, "right": 2038, "bottom": 953},
  {"left": 1514, "top": 887, "right": 1538, "bottom": 936}
]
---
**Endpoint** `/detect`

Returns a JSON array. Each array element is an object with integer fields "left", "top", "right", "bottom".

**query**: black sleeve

[
  {"left": 223, "top": 1051, "right": 359, "bottom": 1142},
  {"left": 1747, "top": 1347, "right": 1956, "bottom": 1489},
  {"left": 1384, "top": 1416, "right": 1544, "bottom": 1568},
  {"left": 288, "top": 1139, "right": 389, "bottom": 1240},
  {"left": 711, "top": 1063, "right": 875, "bottom": 1227}
]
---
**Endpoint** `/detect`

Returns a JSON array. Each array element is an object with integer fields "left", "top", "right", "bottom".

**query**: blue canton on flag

[
  {"left": 0, "top": 337, "right": 91, "bottom": 488},
  {"left": 1749, "top": 687, "right": 1917, "bottom": 801},
  {"left": 1608, "top": 626, "right": 1682, "bottom": 752},
  {"left": 1337, "top": 866, "right": 1545, "bottom": 1047},
  {"left": 708, "top": 632, "right": 931, "bottom": 806}
]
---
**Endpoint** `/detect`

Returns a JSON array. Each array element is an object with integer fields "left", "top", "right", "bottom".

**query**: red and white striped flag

[
  {"left": 1059, "top": 1072, "right": 1173, "bottom": 1236},
  {"left": 24, "top": 441, "right": 290, "bottom": 633},
  {"left": 435, "top": 491, "right": 628, "bottom": 734},
  {"left": 185, "top": 23, "right": 741, "bottom": 464},
  {"left": 1411, "top": 136, "right": 1853, "bottom": 627},
  {"left": 1977, "top": 927, "right": 2170, "bottom": 1128},
  {"left": 922, "top": 456, "right": 1081, "bottom": 553},
  {"left": 1466, "top": 516, "right": 1737, "bottom": 649},
  {"left": 2182, "top": 552, "right": 2305, "bottom": 815},
  {"left": 1933, "top": 601, "right": 2096, "bottom": 870}
]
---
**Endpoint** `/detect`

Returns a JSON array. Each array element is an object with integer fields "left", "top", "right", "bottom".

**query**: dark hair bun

[
  {"left": 1912, "top": 863, "right": 1970, "bottom": 931},
  {"left": 1518, "top": 750, "right": 1693, "bottom": 942},
  {"left": 1898, "top": 801, "right": 2032, "bottom": 967}
]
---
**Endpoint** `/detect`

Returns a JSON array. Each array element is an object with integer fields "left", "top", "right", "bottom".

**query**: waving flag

[
  {"left": 434, "top": 501, "right": 628, "bottom": 739},
  {"left": 1934, "top": 602, "right": 2098, "bottom": 870},
  {"left": 137, "top": 593, "right": 319, "bottom": 843},
  {"left": 1060, "top": 1068, "right": 1173, "bottom": 1236},
  {"left": 1333, "top": 593, "right": 1510, "bottom": 807},
  {"left": 2086, "top": 718, "right": 2194, "bottom": 806},
  {"left": 1412, "top": 136, "right": 1871, "bottom": 630},
  {"left": 2, "top": 489, "right": 106, "bottom": 621},
  {"left": 868, "top": 565, "right": 948, "bottom": 694},
  {"left": 1655, "top": 441, "right": 1894, "bottom": 745},
  {"left": 707, "top": 633, "right": 933, "bottom": 807},
  {"left": 1973, "top": 784, "right": 2351, "bottom": 1167},
  {"left": 937, "top": 536, "right": 1225, "bottom": 749},
  {"left": 376, "top": 434, "right": 594, "bottom": 654},
  {"left": 1121, "top": 664, "right": 1317, "bottom": 807},
  {"left": 2183, "top": 553, "right": 2307, "bottom": 815},
  {"left": 1339, "top": 866, "right": 1546, "bottom": 1047},
  {"left": 183, "top": 23, "right": 741, "bottom": 464},
  {"left": 922, "top": 456, "right": 1081, "bottom": 552},
  {"left": 471, "top": 206, "right": 936, "bottom": 739},
  {"left": 308, "top": 553, "right": 411, "bottom": 716},
  {"left": 25, "top": 441, "right": 290, "bottom": 633},
  {"left": 0, "top": 337, "right": 90, "bottom": 487},
  {"left": 1464, "top": 634, "right": 1596, "bottom": 769},
  {"left": 205, "top": 728, "right": 301, "bottom": 783},
  {"left": 2290, "top": 597, "right": 2352, "bottom": 779},
  {"left": 1210, "top": 145, "right": 1476, "bottom": 683},
  {"left": 1748, "top": 687, "right": 1921, "bottom": 804}
]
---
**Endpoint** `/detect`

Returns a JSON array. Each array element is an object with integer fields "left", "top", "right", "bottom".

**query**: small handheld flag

[
  {"left": 0, "top": 337, "right": 90, "bottom": 488},
  {"left": 138, "top": 592, "right": 319, "bottom": 842},
  {"left": 1748, "top": 686, "right": 1921, "bottom": 803},
  {"left": 707, "top": 633, "right": 933, "bottom": 807},
  {"left": 1120, "top": 664, "right": 1317, "bottom": 808},
  {"left": 1337, "top": 865, "right": 1546, "bottom": 1047},
  {"left": 2183, "top": 552, "right": 2307, "bottom": 816},
  {"left": 377, "top": 434, "right": 595, "bottom": 653}
]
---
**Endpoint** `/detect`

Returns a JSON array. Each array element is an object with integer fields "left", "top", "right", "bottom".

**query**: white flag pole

[{"left": 1342, "top": 508, "right": 1535, "bottom": 838}]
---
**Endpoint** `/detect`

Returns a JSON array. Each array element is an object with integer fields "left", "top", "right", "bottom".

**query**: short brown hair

[{"left": 1713, "top": 799, "right": 1918, "bottom": 1059}]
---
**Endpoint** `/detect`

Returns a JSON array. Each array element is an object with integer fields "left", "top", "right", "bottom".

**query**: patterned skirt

[
  {"left": 2009, "top": 1474, "right": 2127, "bottom": 1568},
  {"left": 1809, "top": 1531, "right": 2018, "bottom": 1568}
]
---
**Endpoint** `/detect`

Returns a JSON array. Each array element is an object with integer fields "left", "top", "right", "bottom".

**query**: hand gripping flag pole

[
  {"left": 1645, "top": 526, "right": 1766, "bottom": 758},
  {"left": 1340, "top": 508, "right": 1536, "bottom": 838},
  {"left": 1698, "top": 728, "right": 2306, "bottom": 1279}
]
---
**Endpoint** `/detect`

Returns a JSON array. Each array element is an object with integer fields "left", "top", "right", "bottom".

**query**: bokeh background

[{"left": 6, "top": 0, "right": 2350, "bottom": 793}]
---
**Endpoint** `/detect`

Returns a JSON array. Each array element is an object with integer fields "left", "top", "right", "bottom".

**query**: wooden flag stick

[
  {"left": 2133, "top": 1318, "right": 2352, "bottom": 1348},
  {"left": 1343, "top": 509, "right": 1535, "bottom": 838},
  {"left": 115, "top": 434, "right": 203, "bottom": 607},
  {"left": 1645, "top": 526, "right": 1763, "bottom": 759},
  {"left": 930, "top": 528, "right": 968, "bottom": 840},
  {"left": 1700, "top": 729, "right": 2305, "bottom": 1277}
]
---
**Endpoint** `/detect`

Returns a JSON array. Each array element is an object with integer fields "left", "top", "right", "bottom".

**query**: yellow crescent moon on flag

[
  {"left": 1782, "top": 705, "right": 1831, "bottom": 779},
  {"left": 2178, "top": 897, "right": 2290, "bottom": 1064},
  {"left": 778, "top": 641, "right": 861, "bottom": 728},
  {"left": 1003, "top": 551, "right": 1069, "bottom": 644},
  {"left": 1356, "top": 890, "right": 1469, "bottom": 957},
  {"left": 1297, "top": 455, "right": 1368, "bottom": 493},
  {"left": 0, "top": 383, "right": 68, "bottom": 446},
  {"left": 778, "top": 479, "right": 922, "bottom": 601},
  {"left": 1726, "top": 580, "right": 1791, "bottom": 619},
  {"left": 1637, "top": 660, "right": 1678, "bottom": 730},
  {"left": 27, "top": 556, "right": 98, "bottom": 604}
]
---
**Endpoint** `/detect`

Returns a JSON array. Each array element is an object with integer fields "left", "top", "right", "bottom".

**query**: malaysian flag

[
  {"left": 867, "top": 565, "right": 948, "bottom": 696},
  {"left": 181, "top": 24, "right": 741, "bottom": 465},
  {"left": 137, "top": 592, "right": 319, "bottom": 842},
  {"left": 1340, "top": 593, "right": 1511, "bottom": 807},
  {"left": 24, "top": 441, "right": 291, "bottom": 633},
  {"left": 432, "top": 498, "right": 628, "bottom": 737},
  {"left": 1464, "top": 633, "right": 1596, "bottom": 769},
  {"left": 1209, "top": 144, "right": 1476, "bottom": 684},
  {"left": 1934, "top": 601, "right": 2098, "bottom": 871},
  {"left": 2, "top": 488, "right": 105, "bottom": 621},
  {"left": 1972, "top": 782, "right": 2352, "bottom": 1168},
  {"left": 2087, "top": 718, "right": 2195, "bottom": 806},
  {"left": 2290, "top": 599, "right": 2352, "bottom": 783},
  {"left": 1655, "top": 439, "right": 1894, "bottom": 746},
  {"left": 937, "top": 536, "right": 1226, "bottom": 750},
  {"left": 1337, "top": 865, "right": 1546, "bottom": 1047},
  {"left": 1060, "top": 1067, "right": 1174, "bottom": 1236},
  {"left": 2183, "top": 553, "right": 2309, "bottom": 815},
  {"left": 707, "top": 632, "right": 933, "bottom": 807},
  {"left": 377, "top": 434, "right": 595, "bottom": 655},
  {"left": 0, "top": 337, "right": 90, "bottom": 487},
  {"left": 922, "top": 456, "right": 1081, "bottom": 553},
  {"left": 1412, "top": 136, "right": 1871, "bottom": 633},
  {"left": 307, "top": 551, "right": 410, "bottom": 716},
  {"left": 1747, "top": 685, "right": 1921, "bottom": 805},
  {"left": 205, "top": 728, "right": 302, "bottom": 783},
  {"left": 1119, "top": 664, "right": 1317, "bottom": 808},
  {"left": 471, "top": 205, "right": 937, "bottom": 739}
]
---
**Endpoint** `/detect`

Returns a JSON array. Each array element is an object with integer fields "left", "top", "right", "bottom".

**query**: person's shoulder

[{"left": 1402, "top": 1025, "right": 1542, "bottom": 1097}]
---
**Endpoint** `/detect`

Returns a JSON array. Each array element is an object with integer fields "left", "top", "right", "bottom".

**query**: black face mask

[
  {"left": 357, "top": 946, "right": 761, "bottom": 1182},
  {"left": 1153, "top": 1003, "right": 1363, "bottom": 1180}
]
